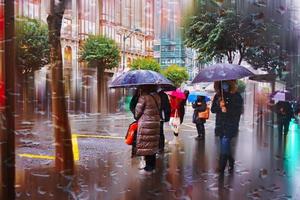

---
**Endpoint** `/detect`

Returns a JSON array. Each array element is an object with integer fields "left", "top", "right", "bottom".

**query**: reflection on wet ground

[
  {"left": 15, "top": 111, "right": 300, "bottom": 199},
  {"left": 14, "top": 84, "right": 300, "bottom": 200}
]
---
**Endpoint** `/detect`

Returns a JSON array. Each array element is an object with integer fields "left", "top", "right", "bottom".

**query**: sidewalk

[{"left": 14, "top": 84, "right": 300, "bottom": 200}]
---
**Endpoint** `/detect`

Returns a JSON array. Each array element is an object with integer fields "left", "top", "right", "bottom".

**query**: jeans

[
  {"left": 219, "top": 136, "right": 235, "bottom": 172},
  {"left": 144, "top": 154, "right": 156, "bottom": 171},
  {"left": 220, "top": 136, "right": 231, "bottom": 155}
]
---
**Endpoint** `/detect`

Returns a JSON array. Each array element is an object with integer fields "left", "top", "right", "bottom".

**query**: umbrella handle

[{"left": 221, "top": 81, "right": 224, "bottom": 100}]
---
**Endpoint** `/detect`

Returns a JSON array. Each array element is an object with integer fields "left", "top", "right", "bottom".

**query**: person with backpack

[{"left": 192, "top": 95, "right": 208, "bottom": 140}]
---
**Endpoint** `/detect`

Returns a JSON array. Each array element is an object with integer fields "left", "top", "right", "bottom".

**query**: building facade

[
  {"left": 14, "top": 0, "right": 155, "bottom": 114},
  {"left": 153, "top": 0, "right": 198, "bottom": 82},
  {"left": 154, "top": 0, "right": 185, "bottom": 69}
]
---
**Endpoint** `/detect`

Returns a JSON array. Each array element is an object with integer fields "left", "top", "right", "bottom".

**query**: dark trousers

[
  {"left": 219, "top": 136, "right": 234, "bottom": 172},
  {"left": 131, "top": 130, "right": 137, "bottom": 157},
  {"left": 159, "top": 121, "right": 165, "bottom": 151},
  {"left": 278, "top": 120, "right": 290, "bottom": 135},
  {"left": 144, "top": 154, "right": 156, "bottom": 171},
  {"left": 196, "top": 122, "right": 205, "bottom": 137}
]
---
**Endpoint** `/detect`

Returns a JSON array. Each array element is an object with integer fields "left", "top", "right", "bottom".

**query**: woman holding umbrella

[
  {"left": 135, "top": 85, "right": 161, "bottom": 174},
  {"left": 109, "top": 69, "right": 175, "bottom": 174},
  {"left": 192, "top": 63, "right": 253, "bottom": 175},
  {"left": 211, "top": 80, "right": 243, "bottom": 174}
]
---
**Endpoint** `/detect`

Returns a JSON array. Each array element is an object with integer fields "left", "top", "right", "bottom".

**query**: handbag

[
  {"left": 125, "top": 121, "right": 138, "bottom": 145},
  {"left": 198, "top": 106, "right": 210, "bottom": 120},
  {"left": 170, "top": 109, "right": 180, "bottom": 133}
]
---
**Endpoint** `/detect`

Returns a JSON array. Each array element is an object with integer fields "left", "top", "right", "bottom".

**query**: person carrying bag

[
  {"left": 192, "top": 96, "right": 208, "bottom": 140},
  {"left": 134, "top": 86, "right": 161, "bottom": 174},
  {"left": 168, "top": 95, "right": 182, "bottom": 144}
]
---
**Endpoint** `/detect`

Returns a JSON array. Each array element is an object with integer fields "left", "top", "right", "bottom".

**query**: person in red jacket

[{"left": 169, "top": 96, "right": 183, "bottom": 144}]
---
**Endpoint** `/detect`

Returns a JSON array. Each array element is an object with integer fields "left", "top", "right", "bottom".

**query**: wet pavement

[{"left": 14, "top": 85, "right": 300, "bottom": 200}]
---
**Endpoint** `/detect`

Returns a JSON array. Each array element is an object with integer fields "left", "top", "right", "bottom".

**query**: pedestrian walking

[
  {"left": 158, "top": 88, "right": 171, "bottom": 152},
  {"left": 169, "top": 95, "right": 183, "bottom": 144},
  {"left": 192, "top": 95, "right": 208, "bottom": 140},
  {"left": 135, "top": 85, "right": 161, "bottom": 174},
  {"left": 275, "top": 100, "right": 293, "bottom": 135},
  {"left": 211, "top": 80, "right": 243, "bottom": 174}
]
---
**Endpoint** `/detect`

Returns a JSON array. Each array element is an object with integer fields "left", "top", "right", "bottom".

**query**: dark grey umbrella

[
  {"left": 192, "top": 63, "right": 255, "bottom": 83},
  {"left": 109, "top": 70, "right": 175, "bottom": 89}
]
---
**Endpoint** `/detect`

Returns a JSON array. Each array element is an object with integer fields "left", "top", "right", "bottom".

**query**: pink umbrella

[{"left": 166, "top": 88, "right": 186, "bottom": 100}]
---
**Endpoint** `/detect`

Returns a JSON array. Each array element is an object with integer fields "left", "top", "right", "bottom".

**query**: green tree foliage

[
  {"left": 80, "top": 35, "right": 120, "bottom": 69},
  {"left": 130, "top": 57, "right": 161, "bottom": 72},
  {"left": 185, "top": 9, "right": 266, "bottom": 64},
  {"left": 237, "top": 79, "right": 246, "bottom": 93},
  {"left": 162, "top": 65, "right": 189, "bottom": 87},
  {"left": 81, "top": 35, "right": 120, "bottom": 113},
  {"left": 185, "top": 0, "right": 288, "bottom": 77},
  {"left": 16, "top": 17, "right": 49, "bottom": 74},
  {"left": 244, "top": 45, "right": 287, "bottom": 79}
]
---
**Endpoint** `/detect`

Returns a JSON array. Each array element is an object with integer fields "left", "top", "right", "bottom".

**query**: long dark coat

[
  {"left": 276, "top": 101, "right": 293, "bottom": 123},
  {"left": 135, "top": 92, "right": 161, "bottom": 156},
  {"left": 158, "top": 91, "right": 171, "bottom": 122},
  {"left": 211, "top": 92, "right": 243, "bottom": 138}
]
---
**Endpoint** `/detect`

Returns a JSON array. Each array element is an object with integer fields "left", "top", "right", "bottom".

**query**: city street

[
  {"left": 1, "top": 1, "right": 300, "bottom": 199},
  {"left": 14, "top": 84, "right": 300, "bottom": 200}
]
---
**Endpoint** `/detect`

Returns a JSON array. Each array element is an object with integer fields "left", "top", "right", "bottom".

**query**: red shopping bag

[{"left": 125, "top": 121, "right": 138, "bottom": 145}]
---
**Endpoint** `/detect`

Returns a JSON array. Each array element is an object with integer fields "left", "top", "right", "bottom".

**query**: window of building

[{"left": 137, "top": 39, "right": 142, "bottom": 50}]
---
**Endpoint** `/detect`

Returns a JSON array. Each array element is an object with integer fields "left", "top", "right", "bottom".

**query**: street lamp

[{"left": 122, "top": 28, "right": 142, "bottom": 70}]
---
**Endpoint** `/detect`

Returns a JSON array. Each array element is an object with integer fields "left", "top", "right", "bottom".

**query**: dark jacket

[
  {"left": 158, "top": 91, "right": 171, "bottom": 122},
  {"left": 179, "top": 96, "right": 188, "bottom": 124},
  {"left": 192, "top": 100, "right": 207, "bottom": 124},
  {"left": 211, "top": 92, "right": 243, "bottom": 138},
  {"left": 276, "top": 101, "right": 293, "bottom": 122},
  {"left": 130, "top": 93, "right": 139, "bottom": 116},
  {"left": 135, "top": 92, "right": 161, "bottom": 156}
]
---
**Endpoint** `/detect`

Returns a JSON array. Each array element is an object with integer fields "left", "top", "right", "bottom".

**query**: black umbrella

[
  {"left": 109, "top": 70, "right": 175, "bottom": 89},
  {"left": 192, "top": 63, "right": 255, "bottom": 83},
  {"left": 192, "top": 63, "right": 255, "bottom": 99}
]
